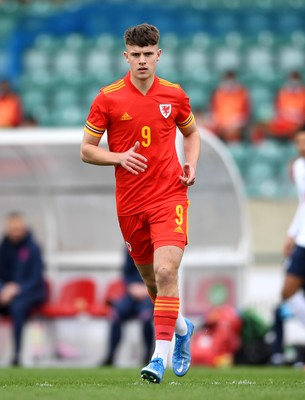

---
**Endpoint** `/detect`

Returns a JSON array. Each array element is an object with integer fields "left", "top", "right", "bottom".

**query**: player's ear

[
  {"left": 156, "top": 48, "right": 162, "bottom": 62},
  {"left": 123, "top": 51, "right": 129, "bottom": 63}
]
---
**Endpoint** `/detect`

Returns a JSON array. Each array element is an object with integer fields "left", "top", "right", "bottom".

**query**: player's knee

[
  {"left": 155, "top": 265, "right": 177, "bottom": 287},
  {"left": 155, "top": 266, "right": 169, "bottom": 283}
]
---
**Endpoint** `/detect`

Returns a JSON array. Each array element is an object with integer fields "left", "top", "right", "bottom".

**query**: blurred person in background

[
  {"left": 0, "top": 79, "right": 23, "bottom": 128},
  {"left": 101, "top": 250, "right": 154, "bottom": 366},
  {"left": 81, "top": 23, "right": 200, "bottom": 383},
  {"left": 270, "top": 126, "right": 305, "bottom": 366},
  {"left": 255, "top": 72, "right": 305, "bottom": 142},
  {"left": 203, "top": 70, "right": 251, "bottom": 142},
  {"left": 0, "top": 212, "right": 46, "bottom": 366}
]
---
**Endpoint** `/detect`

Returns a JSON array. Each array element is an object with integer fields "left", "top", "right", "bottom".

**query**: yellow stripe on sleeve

[
  {"left": 177, "top": 113, "right": 194, "bottom": 129},
  {"left": 84, "top": 120, "right": 105, "bottom": 137}
]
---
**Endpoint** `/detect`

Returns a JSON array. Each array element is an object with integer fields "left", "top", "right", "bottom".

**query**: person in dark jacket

[
  {"left": 0, "top": 212, "right": 46, "bottom": 366},
  {"left": 102, "top": 250, "right": 154, "bottom": 366}
]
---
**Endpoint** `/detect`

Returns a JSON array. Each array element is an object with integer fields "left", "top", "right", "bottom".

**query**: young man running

[{"left": 81, "top": 23, "right": 201, "bottom": 383}]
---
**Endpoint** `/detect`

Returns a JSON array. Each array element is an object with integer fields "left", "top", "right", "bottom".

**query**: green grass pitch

[{"left": 0, "top": 366, "right": 304, "bottom": 400}]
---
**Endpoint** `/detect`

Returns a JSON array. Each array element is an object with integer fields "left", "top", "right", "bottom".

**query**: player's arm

[
  {"left": 283, "top": 236, "right": 295, "bottom": 258},
  {"left": 284, "top": 201, "right": 303, "bottom": 257},
  {"left": 178, "top": 122, "right": 201, "bottom": 186},
  {"left": 80, "top": 132, "right": 147, "bottom": 175},
  {"left": 284, "top": 161, "right": 303, "bottom": 257}
]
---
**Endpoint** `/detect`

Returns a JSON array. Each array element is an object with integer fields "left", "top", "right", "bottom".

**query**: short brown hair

[{"left": 124, "top": 23, "right": 160, "bottom": 47}]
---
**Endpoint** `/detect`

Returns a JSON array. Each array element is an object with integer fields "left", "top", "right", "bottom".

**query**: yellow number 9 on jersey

[{"left": 141, "top": 126, "right": 151, "bottom": 147}]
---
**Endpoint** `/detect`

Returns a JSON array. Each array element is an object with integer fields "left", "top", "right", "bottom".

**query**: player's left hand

[{"left": 179, "top": 163, "right": 196, "bottom": 186}]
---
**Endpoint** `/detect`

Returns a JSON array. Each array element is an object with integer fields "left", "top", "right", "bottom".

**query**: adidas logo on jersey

[
  {"left": 120, "top": 112, "right": 132, "bottom": 120},
  {"left": 174, "top": 226, "right": 184, "bottom": 234}
]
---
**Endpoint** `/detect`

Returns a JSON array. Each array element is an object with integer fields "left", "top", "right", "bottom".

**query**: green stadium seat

[
  {"left": 83, "top": 48, "right": 113, "bottom": 75},
  {"left": 283, "top": 142, "right": 298, "bottom": 164},
  {"left": 277, "top": 46, "right": 304, "bottom": 73},
  {"left": 21, "top": 89, "right": 47, "bottom": 115},
  {"left": 32, "top": 34, "right": 60, "bottom": 54},
  {"left": 115, "top": 53, "right": 129, "bottom": 76},
  {"left": 160, "top": 33, "right": 180, "bottom": 52},
  {"left": 52, "top": 71, "right": 88, "bottom": 92},
  {"left": 93, "top": 33, "right": 118, "bottom": 51},
  {"left": 19, "top": 70, "right": 53, "bottom": 93},
  {"left": 157, "top": 51, "right": 179, "bottom": 78},
  {"left": 52, "top": 49, "right": 82, "bottom": 75},
  {"left": 51, "top": 88, "right": 79, "bottom": 109},
  {"left": 62, "top": 33, "right": 87, "bottom": 52},
  {"left": 246, "top": 180, "right": 282, "bottom": 198},
  {"left": 186, "top": 87, "right": 210, "bottom": 111},
  {"left": 23, "top": 0, "right": 55, "bottom": 15},
  {"left": 246, "top": 78, "right": 277, "bottom": 121},
  {"left": 245, "top": 160, "right": 281, "bottom": 198},
  {"left": 227, "top": 143, "right": 249, "bottom": 175},
  {"left": 223, "top": 32, "right": 245, "bottom": 49},
  {"left": 246, "top": 160, "right": 276, "bottom": 181},
  {"left": 179, "top": 48, "right": 209, "bottom": 78},
  {"left": 245, "top": 45, "right": 274, "bottom": 73},
  {"left": 178, "top": 47, "right": 211, "bottom": 85},
  {"left": 82, "top": 86, "right": 100, "bottom": 109},
  {"left": 240, "top": 33, "right": 269, "bottom": 51},
  {"left": 250, "top": 84, "right": 273, "bottom": 101},
  {"left": 22, "top": 48, "right": 50, "bottom": 73},
  {"left": 252, "top": 140, "right": 285, "bottom": 168},
  {"left": 31, "top": 105, "right": 51, "bottom": 126},
  {"left": 50, "top": 104, "right": 86, "bottom": 127},
  {"left": 278, "top": 160, "right": 292, "bottom": 183},
  {"left": 213, "top": 46, "right": 241, "bottom": 73},
  {"left": 190, "top": 32, "right": 214, "bottom": 50},
  {"left": 290, "top": 31, "right": 305, "bottom": 48},
  {"left": 252, "top": 102, "right": 274, "bottom": 121}
]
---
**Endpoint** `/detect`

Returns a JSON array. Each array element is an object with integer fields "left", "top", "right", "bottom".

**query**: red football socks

[{"left": 154, "top": 296, "right": 180, "bottom": 341}]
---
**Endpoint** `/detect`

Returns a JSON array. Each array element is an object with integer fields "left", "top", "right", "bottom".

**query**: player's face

[
  {"left": 124, "top": 44, "right": 161, "bottom": 81},
  {"left": 295, "top": 131, "right": 305, "bottom": 158}
]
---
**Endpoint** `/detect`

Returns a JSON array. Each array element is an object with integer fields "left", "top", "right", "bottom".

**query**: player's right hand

[{"left": 119, "top": 141, "right": 148, "bottom": 175}]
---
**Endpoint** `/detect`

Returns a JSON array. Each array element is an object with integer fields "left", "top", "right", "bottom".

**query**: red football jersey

[{"left": 85, "top": 72, "right": 194, "bottom": 216}]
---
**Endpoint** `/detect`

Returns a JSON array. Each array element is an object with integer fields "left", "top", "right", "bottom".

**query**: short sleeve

[
  {"left": 176, "top": 88, "right": 194, "bottom": 130},
  {"left": 84, "top": 92, "right": 108, "bottom": 137}
]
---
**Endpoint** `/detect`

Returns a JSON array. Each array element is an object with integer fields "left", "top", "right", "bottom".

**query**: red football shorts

[{"left": 118, "top": 200, "right": 190, "bottom": 265}]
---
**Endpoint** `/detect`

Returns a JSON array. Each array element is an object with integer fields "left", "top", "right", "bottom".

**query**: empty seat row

[
  {"left": 227, "top": 141, "right": 297, "bottom": 198},
  {"left": 35, "top": 277, "right": 126, "bottom": 319},
  {"left": 21, "top": 36, "right": 305, "bottom": 78},
  {"left": 14, "top": 7, "right": 305, "bottom": 37}
]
